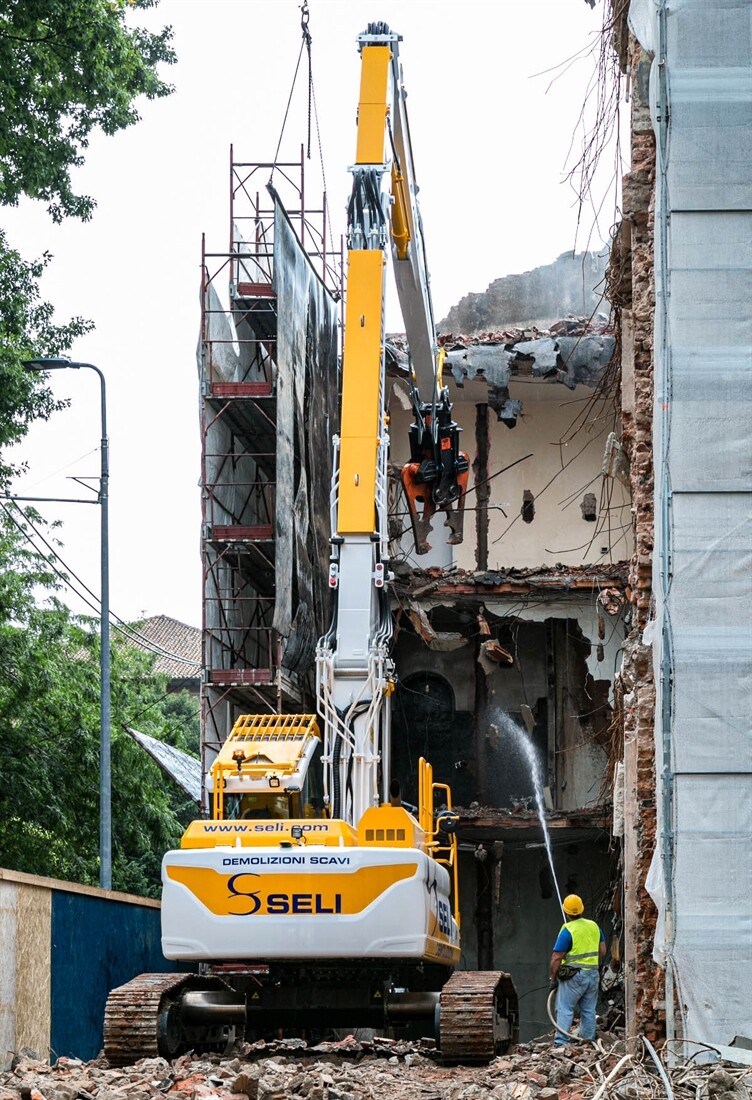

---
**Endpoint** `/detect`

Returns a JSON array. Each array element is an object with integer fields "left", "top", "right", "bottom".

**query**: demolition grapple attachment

[{"left": 401, "top": 387, "right": 470, "bottom": 554}]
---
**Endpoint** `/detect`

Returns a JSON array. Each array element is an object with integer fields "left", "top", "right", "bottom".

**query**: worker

[{"left": 549, "top": 893, "right": 606, "bottom": 1046}]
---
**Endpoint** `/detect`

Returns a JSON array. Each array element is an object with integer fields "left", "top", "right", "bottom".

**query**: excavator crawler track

[
  {"left": 104, "top": 973, "right": 233, "bottom": 1066},
  {"left": 439, "top": 971, "right": 519, "bottom": 1063}
]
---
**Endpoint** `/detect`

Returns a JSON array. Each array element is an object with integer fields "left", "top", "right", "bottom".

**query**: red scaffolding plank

[{"left": 209, "top": 669, "right": 274, "bottom": 686}]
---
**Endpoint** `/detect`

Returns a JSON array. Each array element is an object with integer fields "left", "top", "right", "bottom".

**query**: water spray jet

[{"left": 494, "top": 708, "right": 565, "bottom": 920}]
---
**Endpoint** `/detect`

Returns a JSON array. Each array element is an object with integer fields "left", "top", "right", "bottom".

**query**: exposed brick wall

[{"left": 610, "top": 30, "right": 664, "bottom": 1039}]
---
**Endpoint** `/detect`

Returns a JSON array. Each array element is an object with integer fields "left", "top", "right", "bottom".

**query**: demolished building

[
  {"left": 196, "top": 0, "right": 751, "bottom": 1051},
  {"left": 385, "top": 316, "right": 629, "bottom": 1041},
  {"left": 198, "top": 153, "right": 627, "bottom": 1041}
]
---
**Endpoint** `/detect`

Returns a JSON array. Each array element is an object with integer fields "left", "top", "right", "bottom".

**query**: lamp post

[{"left": 23, "top": 357, "right": 111, "bottom": 891}]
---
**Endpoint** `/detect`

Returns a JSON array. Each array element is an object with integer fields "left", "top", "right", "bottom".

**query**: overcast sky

[{"left": 6, "top": 0, "right": 622, "bottom": 630}]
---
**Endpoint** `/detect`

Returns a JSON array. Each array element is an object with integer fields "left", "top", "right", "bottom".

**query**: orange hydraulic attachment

[
  {"left": 401, "top": 461, "right": 469, "bottom": 555},
  {"left": 401, "top": 390, "right": 470, "bottom": 554}
]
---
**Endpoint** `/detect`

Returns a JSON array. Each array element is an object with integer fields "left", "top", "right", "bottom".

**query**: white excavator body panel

[{"left": 161, "top": 841, "right": 459, "bottom": 964}]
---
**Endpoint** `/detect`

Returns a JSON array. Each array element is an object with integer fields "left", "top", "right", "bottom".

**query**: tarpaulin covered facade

[{"left": 629, "top": 0, "right": 752, "bottom": 1047}]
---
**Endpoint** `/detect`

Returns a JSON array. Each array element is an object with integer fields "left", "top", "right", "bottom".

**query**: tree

[
  {"left": 0, "top": 0, "right": 175, "bottom": 221},
  {"left": 0, "top": 0, "right": 175, "bottom": 480},
  {"left": 0, "top": 0, "right": 182, "bottom": 894},
  {"left": 0, "top": 507, "right": 199, "bottom": 896}
]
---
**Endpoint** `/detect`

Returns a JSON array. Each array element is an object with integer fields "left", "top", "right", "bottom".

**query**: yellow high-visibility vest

[{"left": 560, "top": 917, "right": 601, "bottom": 970}]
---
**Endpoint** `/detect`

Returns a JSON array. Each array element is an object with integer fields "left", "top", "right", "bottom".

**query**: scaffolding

[{"left": 199, "top": 147, "right": 342, "bottom": 802}]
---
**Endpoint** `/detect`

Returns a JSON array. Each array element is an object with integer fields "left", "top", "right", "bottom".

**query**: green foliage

[
  {"left": 0, "top": 0, "right": 174, "bottom": 482},
  {"left": 0, "top": 0, "right": 175, "bottom": 221},
  {"left": 0, "top": 0, "right": 182, "bottom": 896},
  {"left": 0, "top": 233, "right": 93, "bottom": 484},
  {"left": 161, "top": 688, "right": 201, "bottom": 757},
  {"left": 0, "top": 509, "right": 199, "bottom": 897}
]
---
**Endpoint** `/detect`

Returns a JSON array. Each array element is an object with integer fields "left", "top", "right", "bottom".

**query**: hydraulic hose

[{"left": 332, "top": 712, "right": 343, "bottom": 820}]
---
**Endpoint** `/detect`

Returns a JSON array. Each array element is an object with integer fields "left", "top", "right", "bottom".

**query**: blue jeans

[{"left": 554, "top": 969, "right": 599, "bottom": 1044}]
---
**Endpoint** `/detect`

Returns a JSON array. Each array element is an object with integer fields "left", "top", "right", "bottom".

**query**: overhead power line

[{"left": 1, "top": 502, "right": 201, "bottom": 669}]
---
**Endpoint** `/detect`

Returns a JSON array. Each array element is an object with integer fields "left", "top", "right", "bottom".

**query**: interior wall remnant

[
  {"left": 474, "top": 404, "right": 490, "bottom": 570},
  {"left": 608, "top": 5, "right": 662, "bottom": 1042},
  {"left": 474, "top": 845, "right": 496, "bottom": 970},
  {"left": 454, "top": 396, "right": 631, "bottom": 571},
  {"left": 387, "top": 383, "right": 632, "bottom": 568},
  {"left": 553, "top": 619, "right": 611, "bottom": 813},
  {"left": 390, "top": 643, "right": 476, "bottom": 807},
  {"left": 476, "top": 617, "right": 610, "bottom": 814},
  {"left": 392, "top": 603, "right": 622, "bottom": 818}
]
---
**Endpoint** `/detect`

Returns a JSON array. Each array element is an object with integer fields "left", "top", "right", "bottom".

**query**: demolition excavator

[{"left": 104, "top": 25, "right": 517, "bottom": 1064}]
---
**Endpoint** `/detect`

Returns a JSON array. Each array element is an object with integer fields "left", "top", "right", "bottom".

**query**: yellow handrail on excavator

[{"left": 419, "top": 757, "right": 460, "bottom": 927}]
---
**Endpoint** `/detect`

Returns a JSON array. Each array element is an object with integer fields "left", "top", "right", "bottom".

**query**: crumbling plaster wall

[
  {"left": 389, "top": 384, "right": 632, "bottom": 570},
  {"left": 609, "top": 15, "right": 662, "bottom": 1039}
]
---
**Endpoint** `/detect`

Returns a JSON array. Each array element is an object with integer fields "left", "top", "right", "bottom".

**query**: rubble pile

[
  {"left": 438, "top": 316, "right": 613, "bottom": 346},
  {"left": 2, "top": 1035, "right": 751, "bottom": 1100}
]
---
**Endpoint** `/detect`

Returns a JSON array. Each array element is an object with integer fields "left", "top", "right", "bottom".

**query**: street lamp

[{"left": 23, "top": 357, "right": 111, "bottom": 891}]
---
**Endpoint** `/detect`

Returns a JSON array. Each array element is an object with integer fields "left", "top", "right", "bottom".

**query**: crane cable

[
  {"left": 270, "top": 3, "right": 309, "bottom": 177},
  {"left": 302, "top": 0, "right": 312, "bottom": 160},
  {"left": 268, "top": 2, "right": 336, "bottom": 276}
]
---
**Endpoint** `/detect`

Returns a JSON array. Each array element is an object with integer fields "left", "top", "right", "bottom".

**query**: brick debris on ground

[{"left": 2, "top": 1033, "right": 752, "bottom": 1100}]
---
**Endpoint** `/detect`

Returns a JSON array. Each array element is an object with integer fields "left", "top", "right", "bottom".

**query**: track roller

[
  {"left": 104, "top": 973, "right": 242, "bottom": 1065},
  {"left": 439, "top": 970, "right": 519, "bottom": 1063}
]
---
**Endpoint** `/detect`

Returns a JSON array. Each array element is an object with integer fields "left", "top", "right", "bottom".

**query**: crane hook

[{"left": 300, "top": 1, "right": 311, "bottom": 44}]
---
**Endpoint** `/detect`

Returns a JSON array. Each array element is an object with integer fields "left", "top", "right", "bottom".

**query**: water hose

[{"left": 546, "top": 987, "right": 592, "bottom": 1043}]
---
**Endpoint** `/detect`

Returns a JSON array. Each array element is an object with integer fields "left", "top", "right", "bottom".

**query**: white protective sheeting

[
  {"left": 641, "top": 0, "right": 752, "bottom": 1047},
  {"left": 628, "top": 0, "right": 658, "bottom": 55}
]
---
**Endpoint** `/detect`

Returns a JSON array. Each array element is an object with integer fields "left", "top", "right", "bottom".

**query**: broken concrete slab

[
  {"left": 442, "top": 322, "right": 616, "bottom": 400},
  {"left": 405, "top": 601, "right": 467, "bottom": 651}
]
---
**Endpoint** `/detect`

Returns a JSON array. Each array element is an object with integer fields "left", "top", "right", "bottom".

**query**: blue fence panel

[{"left": 50, "top": 892, "right": 176, "bottom": 1061}]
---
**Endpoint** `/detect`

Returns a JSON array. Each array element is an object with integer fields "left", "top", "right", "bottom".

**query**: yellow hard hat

[{"left": 563, "top": 894, "right": 584, "bottom": 916}]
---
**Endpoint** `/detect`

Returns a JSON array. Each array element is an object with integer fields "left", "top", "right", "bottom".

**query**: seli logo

[
  {"left": 437, "top": 897, "right": 451, "bottom": 936},
  {"left": 227, "top": 872, "right": 342, "bottom": 916},
  {"left": 166, "top": 862, "right": 418, "bottom": 918},
  {"left": 203, "top": 822, "right": 330, "bottom": 834}
]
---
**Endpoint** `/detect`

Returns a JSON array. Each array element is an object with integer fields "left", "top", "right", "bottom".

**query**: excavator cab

[
  {"left": 208, "top": 713, "right": 326, "bottom": 821},
  {"left": 225, "top": 792, "right": 292, "bottom": 820}
]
